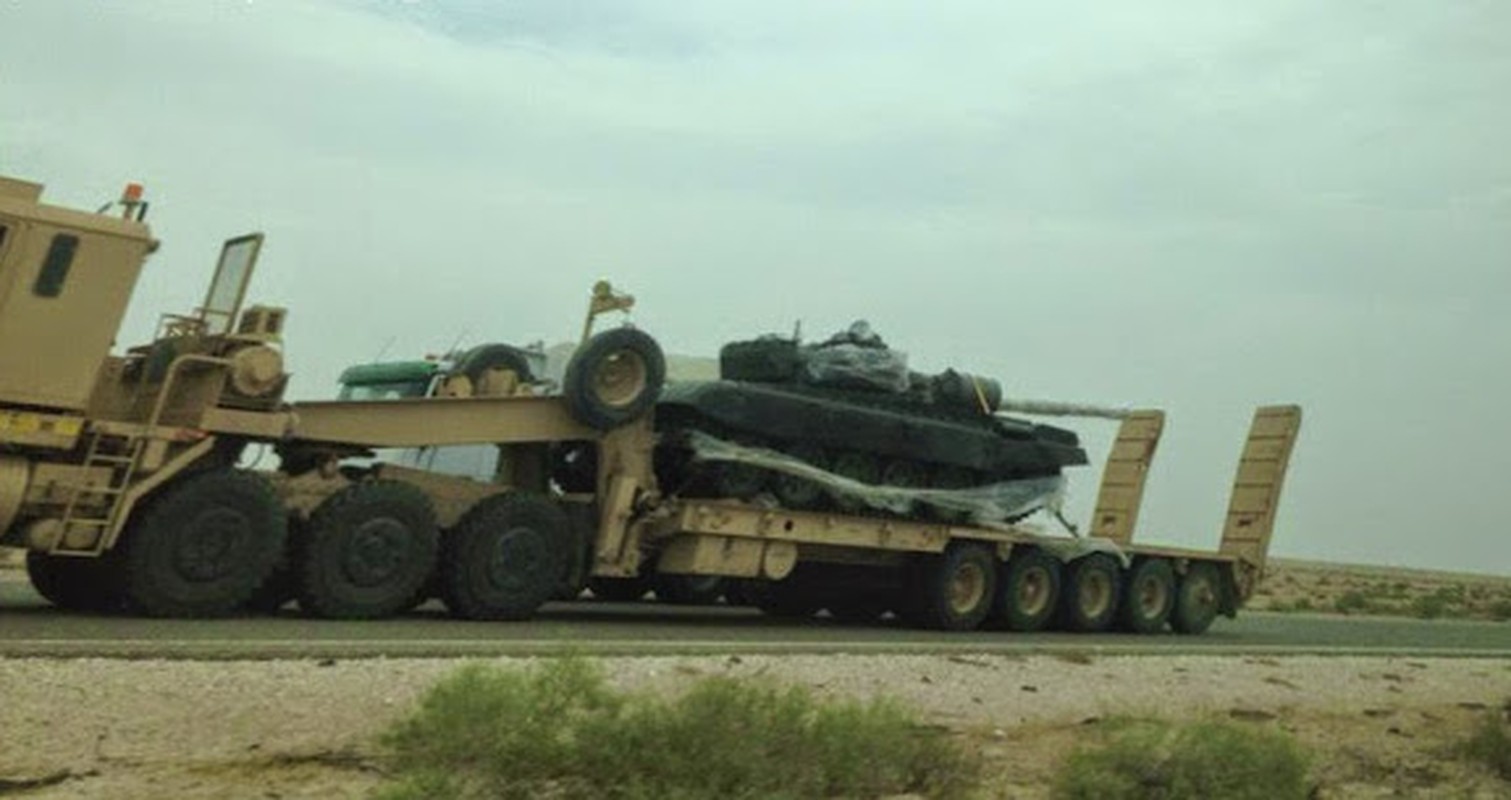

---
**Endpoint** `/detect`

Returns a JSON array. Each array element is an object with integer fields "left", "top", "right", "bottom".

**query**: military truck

[{"left": 0, "top": 173, "right": 1301, "bottom": 634}]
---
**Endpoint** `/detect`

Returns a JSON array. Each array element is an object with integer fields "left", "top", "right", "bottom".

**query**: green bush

[
  {"left": 377, "top": 658, "right": 980, "bottom": 800},
  {"left": 1490, "top": 598, "right": 1511, "bottom": 622},
  {"left": 1333, "top": 590, "right": 1371, "bottom": 614},
  {"left": 1412, "top": 591, "right": 1451, "bottom": 619},
  {"left": 1053, "top": 718, "right": 1311, "bottom": 800},
  {"left": 1461, "top": 709, "right": 1511, "bottom": 780}
]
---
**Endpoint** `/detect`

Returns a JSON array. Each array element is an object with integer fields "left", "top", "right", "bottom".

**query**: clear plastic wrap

[{"left": 685, "top": 430, "right": 1066, "bottom": 528}]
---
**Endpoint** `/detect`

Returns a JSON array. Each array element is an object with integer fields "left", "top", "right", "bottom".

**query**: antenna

[
  {"left": 372, "top": 335, "right": 396, "bottom": 363},
  {"left": 443, "top": 328, "right": 471, "bottom": 360}
]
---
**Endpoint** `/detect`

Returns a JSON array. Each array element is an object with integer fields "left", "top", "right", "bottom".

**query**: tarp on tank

[
  {"left": 801, "top": 321, "right": 911, "bottom": 393},
  {"left": 685, "top": 430, "right": 1065, "bottom": 528}
]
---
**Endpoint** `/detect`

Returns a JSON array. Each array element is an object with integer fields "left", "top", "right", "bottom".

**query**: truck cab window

[{"left": 33, "top": 233, "right": 78, "bottom": 298}]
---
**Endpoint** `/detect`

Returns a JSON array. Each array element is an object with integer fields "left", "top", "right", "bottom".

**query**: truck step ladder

[{"left": 50, "top": 430, "right": 147, "bottom": 556}]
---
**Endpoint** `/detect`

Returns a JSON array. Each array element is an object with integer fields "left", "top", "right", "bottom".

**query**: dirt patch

[
  {"left": 0, "top": 655, "right": 1506, "bottom": 798},
  {"left": 1251, "top": 558, "right": 1511, "bottom": 621}
]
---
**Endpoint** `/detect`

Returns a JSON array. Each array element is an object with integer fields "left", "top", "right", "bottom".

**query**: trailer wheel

[
  {"left": 441, "top": 492, "right": 568, "bottom": 620},
  {"left": 992, "top": 548, "right": 1061, "bottom": 632},
  {"left": 25, "top": 551, "right": 126, "bottom": 613},
  {"left": 1118, "top": 558, "right": 1175, "bottom": 634},
  {"left": 589, "top": 575, "right": 654, "bottom": 602},
  {"left": 1058, "top": 553, "right": 1122, "bottom": 632},
  {"left": 122, "top": 467, "right": 286, "bottom": 618},
  {"left": 654, "top": 574, "right": 726, "bottom": 605},
  {"left": 563, "top": 327, "right": 666, "bottom": 431},
  {"left": 1171, "top": 562, "right": 1222, "bottom": 635},
  {"left": 295, "top": 481, "right": 438, "bottom": 620},
  {"left": 906, "top": 542, "right": 997, "bottom": 631}
]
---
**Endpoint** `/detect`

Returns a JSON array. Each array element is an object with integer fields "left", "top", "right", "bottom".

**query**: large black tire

[
  {"left": 1171, "top": 562, "right": 1223, "bottom": 635},
  {"left": 296, "top": 481, "right": 438, "bottom": 620},
  {"left": 588, "top": 575, "right": 654, "bottom": 602},
  {"left": 440, "top": 493, "right": 569, "bottom": 621},
  {"left": 1118, "top": 558, "right": 1175, "bottom": 634},
  {"left": 122, "top": 468, "right": 287, "bottom": 618},
  {"left": 25, "top": 551, "right": 127, "bottom": 613},
  {"left": 454, "top": 343, "right": 535, "bottom": 385},
  {"left": 903, "top": 542, "right": 997, "bottom": 631},
  {"left": 1058, "top": 553, "right": 1122, "bottom": 633},
  {"left": 654, "top": 574, "right": 726, "bottom": 605},
  {"left": 562, "top": 327, "right": 666, "bottom": 431},
  {"left": 991, "top": 548, "right": 1061, "bottom": 632}
]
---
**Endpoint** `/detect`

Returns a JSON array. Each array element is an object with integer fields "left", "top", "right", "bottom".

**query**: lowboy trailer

[{"left": 0, "top": 174, "right": 1300, "bottom": 633}]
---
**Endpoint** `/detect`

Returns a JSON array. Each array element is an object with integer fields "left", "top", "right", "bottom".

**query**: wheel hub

[
  {"left": 1017, "top": 567, "right": 1050, "bottom": 616},
  {"left": 487, "top": 526, "right": 546, "bottom": 591},
  {"left": 174, "top": 508, "right": 250, "bottom": 582},
  {"left": 948, "top": 562, "right": 987, "bottom": 615},
  {"left": 342, "top": 517, "right": 410, "bottom": 587},
  {"left": 1080, "top": 571, "right": 1112, "bottom": 617},
  {"left": 592, "top": 350, "right": 648, "bottom": 408}
]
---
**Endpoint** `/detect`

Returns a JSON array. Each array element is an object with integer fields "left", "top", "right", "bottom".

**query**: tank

[{"left": 652, "top": 322, "right": 1088, "bottom": 520}]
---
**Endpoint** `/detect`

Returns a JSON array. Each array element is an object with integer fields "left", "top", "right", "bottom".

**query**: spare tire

[
  {"left": 563, "top": 327, "right": 665, "bottom": 430},
  {"left": 455, "top": 343, "right": 535, "bottom": 384}
]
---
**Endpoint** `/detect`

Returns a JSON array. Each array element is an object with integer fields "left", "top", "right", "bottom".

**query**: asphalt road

[{"left": 1, "top": 574, "right": 1506, "bottom": 659}]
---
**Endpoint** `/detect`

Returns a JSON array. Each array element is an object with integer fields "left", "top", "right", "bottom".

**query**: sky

[{"left": 2, "top": 1, "right": 1507, "bottom": 573}]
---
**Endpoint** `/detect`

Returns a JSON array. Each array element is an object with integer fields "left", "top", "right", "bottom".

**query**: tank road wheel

[
  {"left": 905, "top": 542, "right": 998, "bottom": 631},
  {"left": 589, "top": 574, "right": 654, "bottom": 602},
  {"left": 991, "top": 548, "right": 1062, "bottom": 632},
  {"left": 1058, "top": 553, "right": 1122, "bottom": 633},
  {"left": 830, "top": 451, "right": 881, "bottom": 513},
  {"left": 294, "top": 481, "right": 438, "bottom": 620},
  {"left": 25, "top": 551, "right": 126, "bottom": 613},
  {"left": 1171, "top": 562, "right": 1223, "bottom": 635},
  {"left": 772, "top": 443, "right": 828, "bottom": 509},
  {"left": 654, "top": 574, "right": 726, "bottom": 605},
  {"left": 122, "top": 468, "right": 286, "bottom": 618},
  {"left": 1118, "top": 558, "right": 1175, "bottom": 634},
  {"left": 441, "top": 493, "right": 568, "bottom": 621},
  {"left": 563, "top": 327, "right": 666, "bottom": 431}
]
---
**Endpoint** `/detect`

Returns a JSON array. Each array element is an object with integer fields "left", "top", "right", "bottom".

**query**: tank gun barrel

[{"left": 995, "top": 398, "right": 1132, "bottom": 420}]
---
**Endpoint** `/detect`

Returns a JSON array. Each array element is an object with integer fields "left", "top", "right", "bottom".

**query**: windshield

[{"left": 337, "top": 380, "right": 431, "bottom": 401}]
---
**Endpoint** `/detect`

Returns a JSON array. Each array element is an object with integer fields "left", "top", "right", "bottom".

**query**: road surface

[{"left": 1, "top": 573, "right": 1505, "bottom": 659}]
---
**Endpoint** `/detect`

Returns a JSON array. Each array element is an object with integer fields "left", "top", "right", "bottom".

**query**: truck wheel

[
  {"left": 122, "top": 468, "right": 286, "bottom": 618},
  {"left": 295, "top": 481, "right": 438, "bottom": 620},
  {"left": 589, "top": 575, "right": 654, "bottom": 602},
  {"left": 440, "top": 492, "right": 568, "bottom": 620},
  {"left": 992, "top": 548, "right": 1061, "bottom": 632},
  {"left": 563, "top": 327, "right": 665, "bottom": 431},
  {"left": 654, "top": 574, "right": 726, "bottom": 605},
  {"left": 26, "top": 551, "right": 126, "bottom": 613},
  {"left": 905, "top": 542, "right": 997, "bottom": 631},
  {"left": 1171, "top": 562, "right": 1222, "bottom": 635},
  {"left": 1058, "top": 553, "right": 1122, "bottom": 632},
  {"left": 1118, "top": 558, "right": 1175, "bottom": 634}
]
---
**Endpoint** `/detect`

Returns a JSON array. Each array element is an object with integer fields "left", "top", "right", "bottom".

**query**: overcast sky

[{"left": 3, "top": 1, "right": 1507, "bottom": 573}]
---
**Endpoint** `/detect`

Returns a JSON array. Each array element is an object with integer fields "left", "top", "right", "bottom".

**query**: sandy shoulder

[{"left": 1, "top": 654, "right": 1507, "bottom": 798}]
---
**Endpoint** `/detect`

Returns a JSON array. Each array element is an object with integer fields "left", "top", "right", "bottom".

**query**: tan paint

[
  {"left": 1219, "top": 404, "right": 1303, "bottom": 599},
  {"left": 1089, "top": 410, "right": 1164, "bottom": 544},
  {"left": 0, "top": 457, "right": 31, "bottom": 538}
]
